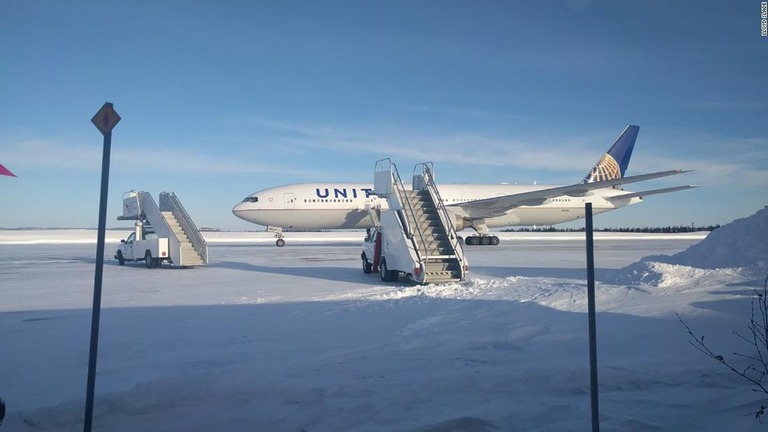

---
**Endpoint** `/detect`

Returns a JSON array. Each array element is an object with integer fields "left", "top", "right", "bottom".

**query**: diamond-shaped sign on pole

[
  {"left": 85, "top": 100, "right": 119, "bottom": 432},
  {"left": 91, "top": 102, "right": 121, "bottom": 136}
]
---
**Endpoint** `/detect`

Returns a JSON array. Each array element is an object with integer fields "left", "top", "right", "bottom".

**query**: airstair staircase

[
  {"left": 119, "top": 191, "right": 209, "bottom": 267},
  {"left": 374, "top": 160, "right": 467, "bottom": 284}
]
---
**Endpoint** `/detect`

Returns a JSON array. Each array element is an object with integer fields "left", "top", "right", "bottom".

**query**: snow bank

[
  {"left": 613, "top": 261, "right": 744, "bottom": 287},
  {"left": 615, "top": 206, "right": 768, "bottom": 285},
  {"left": 667, "top": 206, "right": 768, "bottom": 271}
]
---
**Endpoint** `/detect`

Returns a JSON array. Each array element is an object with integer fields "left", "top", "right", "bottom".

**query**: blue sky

[{"left": 1, "top": 0, "right": 766, "bottom": 230}]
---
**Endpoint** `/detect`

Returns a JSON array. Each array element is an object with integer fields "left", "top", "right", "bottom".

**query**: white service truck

[
  {"left": 361, "top": 227, "right": 380, "bottom": 275},
  {"left": 360, "top": 211, "right": 422, "bottom": 283},
  {"left": 115, "top": 222, "right": 170, "bottom": 269}
]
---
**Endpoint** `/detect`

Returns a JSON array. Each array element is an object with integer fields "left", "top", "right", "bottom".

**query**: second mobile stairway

[
  {"left": 119, "top": 190, "right": 209, "bottom": 267},
  {"left": 372, "top": 160, "right": 467, "bottom": 284}
]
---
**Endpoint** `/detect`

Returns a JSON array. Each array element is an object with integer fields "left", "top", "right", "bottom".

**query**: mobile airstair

[
  {"left": 372, "top": 159, "right": 467, "bottom": 284},
  {"left": 118, "top": 191, "right": 209, "bottom": 267}
]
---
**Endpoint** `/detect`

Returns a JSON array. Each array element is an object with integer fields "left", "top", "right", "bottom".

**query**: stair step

[
  {"left": 149, "top": 196, "right": 207, "bottom": 266},
  {"left": 425, "top": 271, "right": 461, "bottom": 277},
  {"left": 423, "top": 271, "right": 462, "bottom": 283},
  {"left": 426, "top": 264, "right": 460, "bottom": 272},
  {"left": 390, "top": 180, "right": 465, "bottom": 283}
]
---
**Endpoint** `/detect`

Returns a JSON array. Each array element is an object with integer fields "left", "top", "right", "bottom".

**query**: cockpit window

[{"left": 242, "top": 197, "right": 258, "bottom": 203}]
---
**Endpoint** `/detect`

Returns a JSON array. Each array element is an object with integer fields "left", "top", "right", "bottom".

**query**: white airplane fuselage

[
  {"left": 232, "top": 182, "right": 642, "bottom": 232},
  {"left": 231, "top": 127, "right": 696, "bottom": 238}
]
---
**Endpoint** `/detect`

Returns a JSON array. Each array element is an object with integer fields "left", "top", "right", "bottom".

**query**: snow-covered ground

[{"left": 1, "top": 217, "right": 767, "bottom": 431}]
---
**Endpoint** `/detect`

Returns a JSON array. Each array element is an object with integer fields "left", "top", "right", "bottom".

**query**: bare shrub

[{"left": 678, "top": 274, "right": 768, "bottom": 421}]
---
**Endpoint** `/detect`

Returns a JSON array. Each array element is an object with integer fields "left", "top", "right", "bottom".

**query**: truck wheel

[
  {"left": 145, "top": 251, "right": 157, "bottom": 269},
  {"left": 117, "top": 251, "right": 125, "bottom": 266},
  {"left": 380, "top": 259, "right": 396, "bottom": 282},
  {"left": 379, "top": 259, "right": 388, "bottom": 281},
  {"left": 362, "top": 254, "right": 373, "bottom": 274}
]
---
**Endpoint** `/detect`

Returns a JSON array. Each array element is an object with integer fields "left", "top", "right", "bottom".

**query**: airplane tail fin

[{"left": 583, "top": 125, "right": 639, "bottom": 183}]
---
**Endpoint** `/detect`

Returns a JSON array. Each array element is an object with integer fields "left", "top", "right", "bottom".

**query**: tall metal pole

[
  {"left": 84, "top": 102, "right": 119, "bottom": 432},
  {"left": 84, "top": 129, "right": 111, "bottom": 432},
  {"left": 585, "top": 202, "right": 600, "bottom": 432}
]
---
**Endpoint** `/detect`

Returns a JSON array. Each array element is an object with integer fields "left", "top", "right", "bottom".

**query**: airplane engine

[{"left": 452, "top": 215, "right": 468, "bottom": 231}]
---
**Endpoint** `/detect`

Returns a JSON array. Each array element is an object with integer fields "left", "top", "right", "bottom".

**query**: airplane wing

[
  {"left": 606, "top": 185, "right": 699, "bottom": 202},
  {"left": 450, "top": 169, "right": 692, "bottom": 219}
]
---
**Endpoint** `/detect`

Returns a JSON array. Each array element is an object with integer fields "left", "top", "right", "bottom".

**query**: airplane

[{"left": 232, "top": 125, "right": 697, "bottom": 247}]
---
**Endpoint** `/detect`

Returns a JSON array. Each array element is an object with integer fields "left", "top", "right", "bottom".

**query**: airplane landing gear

[
  {"left": 269, "top": 226, "right": 286, "bottom": 247},
  {"left": 462, "top": 220, "right": 499, "bottom": 246},
  {"left": 464, "top": 235, "right": 500, "bottom": 246}
]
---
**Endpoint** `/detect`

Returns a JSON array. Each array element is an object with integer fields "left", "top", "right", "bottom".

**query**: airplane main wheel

[
  {"left": 464, "top": 235, "right": 499, "bottom": 246},
  {"left": 276, "top": 238, "right": 286, "bottom": 247}
]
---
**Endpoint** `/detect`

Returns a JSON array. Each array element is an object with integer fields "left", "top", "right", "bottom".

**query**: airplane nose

[{"left": 232, "top": 202, "right": 248, "bottom": 221}]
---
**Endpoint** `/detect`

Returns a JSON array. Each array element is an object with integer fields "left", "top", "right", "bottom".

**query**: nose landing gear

[{"left": 269, "top": 226, "right": 286, "bottom": 247}]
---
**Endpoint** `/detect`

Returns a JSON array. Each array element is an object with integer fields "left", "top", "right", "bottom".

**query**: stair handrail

[
  {"left": 374, "top": 158, "right": 394, "bottom": 197},
  {"left": 377, "top": 159, "right": 430, "bottom": 260},
  {"left": 138, "top": 191, "right": 182, "bottom": 262},
  {"left": 392, "top": 162, "right": 427, "bottom": 255},
  {"left": 414, "top": 163, "right": 466, "bottom": 268},
  {"left": 159, "top": 192, "right": 209, "bottom": 265}
]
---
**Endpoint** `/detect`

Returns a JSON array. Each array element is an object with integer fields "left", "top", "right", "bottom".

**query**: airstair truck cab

[
  {"left": 115, "top": 190, "right": 209, "bottom": 268},
  {"left": 115, "top": 222, "right": 170, "bottom": 268},
  {"left": 361, "top": 227, "right": 380, "bottom": 274}
]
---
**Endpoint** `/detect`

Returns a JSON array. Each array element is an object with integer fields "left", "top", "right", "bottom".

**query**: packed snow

[
  {"left": 1, "top": 214, "right": 767, "bottom": 431},
  {"left": 616, "top": 205, "right": 768, "bottom": 286}
]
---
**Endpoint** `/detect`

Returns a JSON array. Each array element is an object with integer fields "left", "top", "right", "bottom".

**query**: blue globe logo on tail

[
  {"left": 582, "top": 125, "right": 639, "bottom": 184},
  {"left": 585, "top": 154, "right": 621, "bottom": 183}
]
